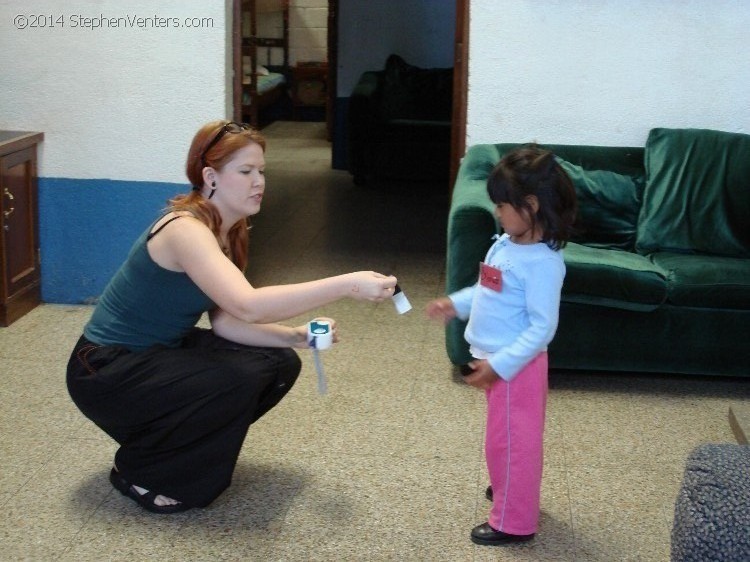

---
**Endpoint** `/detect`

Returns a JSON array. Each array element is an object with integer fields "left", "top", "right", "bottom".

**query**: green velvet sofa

[
  {"left": 445, "top": 128, "right": 750, "bottom": 377},
  {"left": 347, "top": 54, "right": 452, "bottom": 185}
]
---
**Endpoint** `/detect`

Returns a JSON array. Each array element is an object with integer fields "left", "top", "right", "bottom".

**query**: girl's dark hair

[{"left": 487, "top": 144, "right": 577, "bottom": 250}]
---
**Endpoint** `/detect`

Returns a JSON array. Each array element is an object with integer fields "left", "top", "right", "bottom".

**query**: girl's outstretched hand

[
  {"left": 425, "top": 297, "right": 457, "bottom": 324},
  {"left": 463, "top": 360, "right": 500, "bottom": 390},
  {"left": 347, "top": 272, "right": 398, "bottom": 302}
]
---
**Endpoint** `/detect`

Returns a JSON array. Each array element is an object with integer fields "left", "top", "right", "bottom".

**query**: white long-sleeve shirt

[{"left": 449, "top": 233, "right": 566, "bottom": 381}]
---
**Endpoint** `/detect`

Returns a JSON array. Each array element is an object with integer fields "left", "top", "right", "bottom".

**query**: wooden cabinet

[
  {"left": 291, "top": 62, "right": 328, "bottom": 118},
  {"left": 292, "top": 63, "right": 328, "bottom": 107},
  {"left": 0, "top": 131, "right": 43, "bottom": 326}
]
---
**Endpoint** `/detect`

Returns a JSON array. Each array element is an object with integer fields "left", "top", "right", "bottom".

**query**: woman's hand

[
  {"left": 291, "top": 317, "right": 339, "bottom": 349},
  {"left": 425, "top": 297, "right": 458, "bottom": 324},
  {"left": 346, "top": 272, "right": 398, "bottom": 302},
  {"left": 463, "top": 360, "right": 500, "bottom": 390}
]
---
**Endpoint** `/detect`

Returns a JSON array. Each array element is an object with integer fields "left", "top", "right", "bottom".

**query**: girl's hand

[
  {"left": 463, "top": 360, "right": 500, "bottom": 390},
  {"left": 425, "top": 297, "right": 457, "bottom": 324},
  {"left": 292, "top": 317, "right": 339, "bottom": 349},
  {"left": 346, "top": 272, "right": 398, "bottom": 302}
]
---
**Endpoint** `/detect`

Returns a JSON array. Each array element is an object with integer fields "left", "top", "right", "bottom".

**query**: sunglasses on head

[{"left": 200, "top": 122, "right": 252, "bottom": 167}]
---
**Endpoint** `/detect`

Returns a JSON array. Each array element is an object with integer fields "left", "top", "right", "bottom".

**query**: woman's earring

[{"left": 208, "top": 181, "right": 216, "bottom": 199}]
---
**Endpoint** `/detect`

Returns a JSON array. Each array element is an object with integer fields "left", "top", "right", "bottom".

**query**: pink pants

[{"left": 485, "top": 352, "right": 548, "bottom": 535}]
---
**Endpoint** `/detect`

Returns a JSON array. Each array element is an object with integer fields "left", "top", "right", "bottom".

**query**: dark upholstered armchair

[{"left": 347, "top": 55, "right": 453, "bottom": 185}]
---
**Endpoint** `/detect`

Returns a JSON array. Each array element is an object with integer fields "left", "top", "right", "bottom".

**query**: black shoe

[
  {"left": 485, "top": 485, "right": 493, "bottom": 501},
  {"left": 109, "top": 468, "right": 191, "bottom": 515},
  {"left": 470, "top": 522, "right": 535, "bottom": 546}
]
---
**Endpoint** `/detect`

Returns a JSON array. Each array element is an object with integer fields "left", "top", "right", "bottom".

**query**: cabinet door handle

[
  {"left": 3, "top": 207, "right": 13, "bottom": 231},
  {"left": 3, "top": 188, "right": 14, "bottom": 230}
]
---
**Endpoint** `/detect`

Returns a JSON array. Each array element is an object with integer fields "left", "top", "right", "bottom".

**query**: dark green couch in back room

[
  {"left": 445, "top": 128, "right": 750, "bottom": 377},
  {"left": 347, "top": 54, "right": 453, "bottom": 185}
]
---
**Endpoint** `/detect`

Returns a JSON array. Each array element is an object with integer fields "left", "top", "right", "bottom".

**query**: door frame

[
  {"left": 326, "top": 0, "right": 338, "bottom": 141},
  {"left": 450, "top": 0, "right": 469, "bottom": 189},
  {"left": 231, "top": 0, "right": 469, "bottom": 185},
  {"left": 231, "top": 0, "right": 242, "bottom": 122}
]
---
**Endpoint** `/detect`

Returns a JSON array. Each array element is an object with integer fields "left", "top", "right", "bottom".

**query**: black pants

[{"left": 67, "top": 328, "right": 301, "bottom": 507}]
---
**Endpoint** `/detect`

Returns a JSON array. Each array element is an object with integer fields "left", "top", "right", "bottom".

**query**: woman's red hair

[{"left": 170, "top": 120, "right": 267, "bottom": 272}]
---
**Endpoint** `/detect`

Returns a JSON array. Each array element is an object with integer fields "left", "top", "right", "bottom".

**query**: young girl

[{"left": 427, "top": 144, "right": 577, "bottom": 545}]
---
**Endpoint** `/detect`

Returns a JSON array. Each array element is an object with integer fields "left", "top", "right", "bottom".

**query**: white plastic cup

[{"left": 307, "top": 320, "right": 333, "bottom": 350}]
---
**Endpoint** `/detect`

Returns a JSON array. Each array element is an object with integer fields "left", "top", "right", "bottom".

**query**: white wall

[
  {"left": 244, "top": 0, "right": 327, "bottom": 66},
  {"left": 1, "top": 0, "right": 228, "bottom": 184},
  {"left": 468, "top": 0, "right": 750, "bottom": 147},
  {"left": 289, "top": 0, "right": 327, "bottom": 65}
]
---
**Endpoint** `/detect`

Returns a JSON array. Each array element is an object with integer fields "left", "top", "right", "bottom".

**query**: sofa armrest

[
  {"left": 447, "top": 144, "right": 508, "bottom": 291},
  {"left": 444, "top": 145, "right": 503, "bottom": 365},
  {"left": 351, "top": 70, "right": 381, "bottom": 100},
  {"left": 445, "top": 189, "right": 497, "bottom": 366},
  {"left": 447, "top": 145, "right": 505, "bottom": 278},
  {"left": 447, "top": 182, "right": 497, "bottom": 293}
]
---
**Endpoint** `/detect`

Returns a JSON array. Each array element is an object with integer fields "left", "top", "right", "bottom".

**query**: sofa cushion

[
  {"left": 557, "top": 158, "right": 644, "bottom": 251},
  {"left": 381, "top": 54, "right": 453, "bottom": 122},
  {"left": 650, "top": 252, "right": 750, "bottom": 310},
  {"left": 562, "top": 243, "right": 668, "bottom": 311},
  {"left": 638, "top": 128, "right": 750, "bottom": 258}
]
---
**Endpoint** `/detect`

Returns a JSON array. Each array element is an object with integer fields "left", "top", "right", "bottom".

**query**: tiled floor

[{"left": 1, "top": 121, "right": 748, "bottom": 561}]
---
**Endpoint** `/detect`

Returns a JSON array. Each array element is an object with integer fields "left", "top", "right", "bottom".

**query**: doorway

[{"left": 231, "top": 0, "right": 468, "bottom": 184}]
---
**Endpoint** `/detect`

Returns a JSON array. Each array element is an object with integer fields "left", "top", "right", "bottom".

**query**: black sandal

[{"left": 109, "top": 468, "right": 191, "bottom": 514}]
